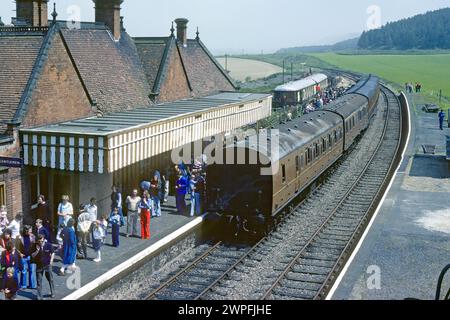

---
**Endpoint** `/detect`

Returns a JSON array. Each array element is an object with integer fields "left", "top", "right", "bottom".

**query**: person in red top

[
  {"left": 1, "top": 241, "right": 23, "bottom": 284},
  {"left": 0, "top": 229, "right": 12, "bottom": 252},
  {"left": 138, "top": 191, "right": 151, "bottom": 239}
]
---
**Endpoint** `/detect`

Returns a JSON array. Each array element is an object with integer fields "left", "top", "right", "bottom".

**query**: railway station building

[{"left": 0, "top": 0, "right": 272, "bottom": 222}]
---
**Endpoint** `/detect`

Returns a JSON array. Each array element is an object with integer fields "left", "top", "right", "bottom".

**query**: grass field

[
  {"left": 216, "top": 57, "right": 282, "bottom": 82},
  {"left": 311, "top": 52, "right": 450, "bottom": 110}
]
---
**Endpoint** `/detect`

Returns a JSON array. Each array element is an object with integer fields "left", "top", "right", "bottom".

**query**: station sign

[{"left": 0, "top": 156, "right": 23, "bottom": 168}]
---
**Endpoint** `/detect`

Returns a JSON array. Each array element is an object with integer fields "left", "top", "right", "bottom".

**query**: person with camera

[{"left": 32, "top": 234, "right": 55, "bottom": 300}]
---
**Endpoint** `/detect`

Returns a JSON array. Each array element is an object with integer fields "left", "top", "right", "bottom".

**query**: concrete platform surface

[
  {"left": 330, "top": 93, "right": 450, "bottom": 300},
  {"left": 12, "top": 196, "right": 198, "bottom": 301}
]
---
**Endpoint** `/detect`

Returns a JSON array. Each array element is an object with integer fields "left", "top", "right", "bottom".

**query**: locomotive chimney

[{"left": 175, "top": 18, "right": 189, "bottom": 47}]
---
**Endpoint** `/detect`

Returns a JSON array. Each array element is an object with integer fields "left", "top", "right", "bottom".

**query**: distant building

[{"left": 0, "top": 0, "right": 241, "bottom": 221}]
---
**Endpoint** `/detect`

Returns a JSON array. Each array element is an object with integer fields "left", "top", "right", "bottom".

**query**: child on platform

[{"left": 92, "top": 215, "right": 107, "bottom": 263}]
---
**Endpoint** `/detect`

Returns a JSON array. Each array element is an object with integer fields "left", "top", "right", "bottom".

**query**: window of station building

[
  {"left": 0, "top": 182, "right": 6, "bottom": 207},
  {"left": 282, "top": 164, "right": 286, "bottom": 183}
]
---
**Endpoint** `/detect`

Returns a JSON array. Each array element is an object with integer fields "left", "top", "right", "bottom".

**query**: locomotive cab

[{"left": 206, "top": 147, "right": 274, "bottom": 235}]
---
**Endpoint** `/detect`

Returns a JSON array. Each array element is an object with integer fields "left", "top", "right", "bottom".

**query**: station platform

[
  {"left": 13, "top": 196, "right": 201, "bottom": 301},
  {"left": 329, "top": 93, "right": 450, "bottom": 300}
]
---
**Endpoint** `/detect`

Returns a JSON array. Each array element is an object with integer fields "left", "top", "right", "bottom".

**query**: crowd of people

[
  {"left": 304, "top": 87, "right": 347, "bottom": 114},
  {"left": 0, "top": 159, "right": 208, "bottom": 300}
]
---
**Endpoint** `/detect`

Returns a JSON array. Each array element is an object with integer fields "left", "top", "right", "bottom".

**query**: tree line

[{"left": 358, "top": 8, "right": 450, "bottom": 50}]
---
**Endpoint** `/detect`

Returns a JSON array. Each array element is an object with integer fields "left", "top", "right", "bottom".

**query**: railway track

[
  {"left": 259, "top": 87, "right": 401, "bottom": 300},
  {"left": 145, "top": 241, "right": 251, "bottom": 300},
  {"left": 200, "top": 85, "right": 403, "bottom": 300},
  {"left": 141, "top": 84, "right": 403, "bottom": 301}
]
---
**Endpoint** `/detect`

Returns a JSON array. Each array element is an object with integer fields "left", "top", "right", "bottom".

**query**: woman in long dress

[
  {"left": 138, "top": 191, "right": 151, "bottom": 239},
  {"left": 59, "top": 218, "right": 77, "bottom": 275}
]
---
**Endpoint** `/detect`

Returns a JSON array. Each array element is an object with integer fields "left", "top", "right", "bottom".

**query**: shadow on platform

[{"left": 409, "top": 155, "right": 450, "bottom": 179}]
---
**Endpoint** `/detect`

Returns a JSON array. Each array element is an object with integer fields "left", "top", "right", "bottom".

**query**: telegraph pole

[
  {"left": 291, "top": 62, "right": 293, "bottom": 81},
  {"left": 225, "top": 54, "right": 228, "bottom": 72}
]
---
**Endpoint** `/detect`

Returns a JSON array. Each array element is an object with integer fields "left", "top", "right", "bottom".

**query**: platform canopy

[{"left": 20, "top": 92, "right": 272, "bottom": 174}]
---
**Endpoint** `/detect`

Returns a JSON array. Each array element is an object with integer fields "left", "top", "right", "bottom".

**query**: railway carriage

[
  {"left": 346, "top": 75, "right": 380, "bottom": 117},
  {"left": 273, "top": 73, "right": 329, "bottom": 108},
  {"left": 206, "top": 75, "right": 381, "bottom": 235},
  {"left": 325, "top": 94, "right": 369, "bottom": 151}
]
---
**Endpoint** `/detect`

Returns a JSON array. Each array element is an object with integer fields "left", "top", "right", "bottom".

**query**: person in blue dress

[
  {"left": 109, "top": 207, "right": 121, "bottom": 247},
  {"left": 175, "top": 174, "right": 188, "bottom": 215},
  {"left": 59, "top": 218, "right": 77, "bottom": 276}
]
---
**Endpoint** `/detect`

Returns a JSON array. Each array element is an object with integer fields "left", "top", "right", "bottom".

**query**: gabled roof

[
  {"left": 0, "top": 31, "right": 45, "bottom": 133},
  {"left": 135, "top": 36, "right": 236, "bottom": 99},
  {"left": 178, "top": 39, "right": 236, "bottom": 96},
  {"left": 134, "top": 36, "right": 191, "bottom": 95},
  {"left": 60, "top": 23, "right": 152, "bottom": 113}
]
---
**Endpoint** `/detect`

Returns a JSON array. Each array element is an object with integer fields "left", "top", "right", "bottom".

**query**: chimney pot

[
  {"left": 16, "top": 0, "right": 49, "bottom": 27},
  {"left": 175, "top": 18, "right": 189, "bottom": 47},
  {"left": 93, "top": 0, "right": 124, "bottom": 40}
]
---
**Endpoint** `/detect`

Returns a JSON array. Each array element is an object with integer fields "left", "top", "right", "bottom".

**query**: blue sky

[{"left": 1, "top": 0, "right": 449, "bottom": 53}]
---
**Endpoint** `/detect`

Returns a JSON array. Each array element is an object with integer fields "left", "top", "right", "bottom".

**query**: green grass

[{"left": 311, "top": 52, "right": 450, "bottom": 110}]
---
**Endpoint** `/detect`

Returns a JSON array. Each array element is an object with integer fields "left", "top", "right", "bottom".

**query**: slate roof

[
  {"left": 134, "top": 37, "right": 171, "bottom": 93},
  {"left": 177, "top": 39, "right": 236, "bottom": 96},
  {"left": 135, "top": 36, "right": 236, "bottom": 98},
  {"left": 0, "top": 33, "right": 44, "bottom": 133},
  {"left": 0, "top": 21, "right": 237, "bottom": 135},
  {"left": 60, "top": 24, "right": 152, "bottom": 113}
]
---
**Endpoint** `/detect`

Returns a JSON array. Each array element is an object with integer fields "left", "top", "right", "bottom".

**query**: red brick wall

[
  {"left": 157, "top": 48, "right": 192, "bottom": 103},
  {"left": 22, "top": 33, "right": 93, "bottom": 128},
  {"left": 0, "top": 128, "right": 24, "bottom": 220},
  {"left": 18, "top": 33, "right": 93, "bottom": 221}
]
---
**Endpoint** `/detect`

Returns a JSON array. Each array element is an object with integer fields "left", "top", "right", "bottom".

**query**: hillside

[
  {"left": 277, "top": 37, "right": 359, "bottom": 54},
  {"left": 359, "top": 8, "right": 450, "bottom": 50}
]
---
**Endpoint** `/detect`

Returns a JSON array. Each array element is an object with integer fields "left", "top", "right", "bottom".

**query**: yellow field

[{"left": 216, "top": 57, "right": 282, "bottom": 82}]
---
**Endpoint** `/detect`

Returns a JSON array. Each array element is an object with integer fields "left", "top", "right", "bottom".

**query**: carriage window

[
  {"left": 306, "top": 149, "right": 312, "bottom": 164},
  {"left": 282, "top": 164, "right": 286, "bottom": 183},
  {"left": 322, "top": 138, "right": 327, "bottom": 152},
  {"left": 334, "top": 130, "right": 338, "bottom": 142},
  {"left": 314, "top": 143, "right": 319, "bottom": 157},
  {"left": 329, "top": 134, "right": 332, "bottom": 147},
  {"left": 295, "top": 155, "right": 300, "bottom": 173}
]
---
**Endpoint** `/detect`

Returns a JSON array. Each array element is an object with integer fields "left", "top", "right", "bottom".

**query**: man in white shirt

[
  {"left": 8, "top": 213, "right": 22, "bottom": 240},
  {"left": 126, "top": 189, "right": 141, "bottom": 238},
  {"left": 84, "top": 198, "right": 98, "bottom": 222},
  {"left": 77, "top": 205, "right": 91, "bottom": 260}
]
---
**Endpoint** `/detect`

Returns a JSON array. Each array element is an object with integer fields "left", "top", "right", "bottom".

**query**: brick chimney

[
  {"left": 16, "top": 0, "right": 49, "bottom": 27},
  {"left": 93, "top": 0, "right": 123, "bottom": 40},
  {"left": 175, "top": 18, "right": 189, "bottom": 47}
]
